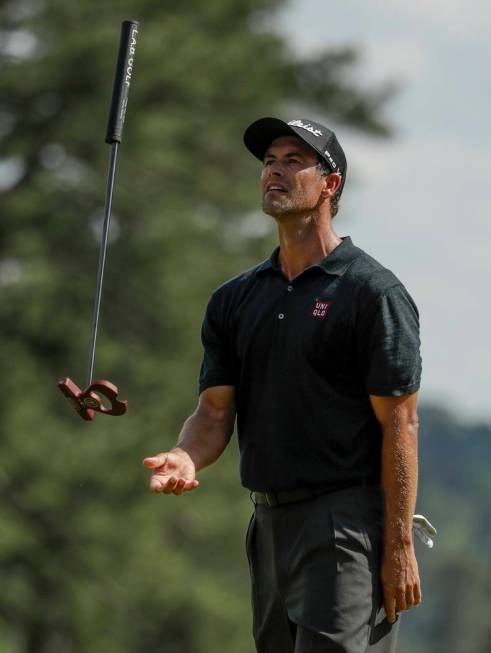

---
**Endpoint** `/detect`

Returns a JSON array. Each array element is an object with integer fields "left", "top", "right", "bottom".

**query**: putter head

[{"left": 58, "top": 377, "right": 128, "bottom": 420}]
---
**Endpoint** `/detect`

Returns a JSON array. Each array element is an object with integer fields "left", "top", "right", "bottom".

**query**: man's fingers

[
  {"left": 383, "top": 589, "right": 397, "bottom": 624},
  {"left": 404, "top": 586, "right": 415, "bottom": 609},
  {"left": 395, "top": 588, "right": 407, "bottom": 613},
  {"left": 172, "top": 478, "right": 187, "bottom": 495},
  {"left": 174, "top": 479, "right": 200, "bottom": 494},
  {"left": 385, "top": 603, "right": 397, "bottom": 624},
  {"left": 148, "top": 473, "right": 175, "bottom": 493},
  {"left": 143, "top": 453, "right": 167, "bottom": 469},
  {"left": 413, "top": 584, "right": 422, "bottom": 605},
  {"left": 149, "top": 474, "right": 199, "bottom": 495},
  {"left": 163, "top": 476, "right": 178, "bottom": 494}
]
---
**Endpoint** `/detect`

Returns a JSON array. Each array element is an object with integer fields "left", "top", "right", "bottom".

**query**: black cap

[{"left": 243, "top": 117, "right": 347, "bottom": 195}]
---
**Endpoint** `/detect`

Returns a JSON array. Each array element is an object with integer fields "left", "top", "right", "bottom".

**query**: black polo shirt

[{"left": 199, "top": 236, "right": 422, "bottom": 492}]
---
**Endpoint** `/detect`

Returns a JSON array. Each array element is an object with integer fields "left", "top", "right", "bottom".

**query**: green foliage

[
  {"left": 0, "top": 0, "right": 404, "bottom": 652},
  {"left": 399, "top": 404, "right": 491, "bottom": 653}
]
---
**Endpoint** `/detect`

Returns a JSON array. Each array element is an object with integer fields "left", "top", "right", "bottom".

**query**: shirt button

[
  {"left": 278, "top": 313, "right": 285, "bottom": 320},
  {"left": 287, "top": 285, "right": 293, "bottom": 292}
]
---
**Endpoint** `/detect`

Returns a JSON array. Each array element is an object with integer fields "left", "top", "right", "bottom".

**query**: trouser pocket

[
  {"left": 245, "top": 511, "right": 257, "bottom": 579},
  {"left": 331, "top": 508, "right": 372, "bottom": 574}
]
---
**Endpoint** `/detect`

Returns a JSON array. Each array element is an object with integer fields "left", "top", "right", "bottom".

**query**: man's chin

[{"left": 262, "top": 200, "right": 293, "bottom": 218}]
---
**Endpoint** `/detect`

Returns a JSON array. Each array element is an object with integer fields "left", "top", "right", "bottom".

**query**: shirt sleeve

[
  {"left": 198, "top": 292, "right": 236, "bottom": 394},
  {"left": 358, "top": 284, "right": 422, "bottom": 396}
]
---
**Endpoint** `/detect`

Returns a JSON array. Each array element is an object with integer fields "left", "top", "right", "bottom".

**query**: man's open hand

[
  {"left": 381, "top": 543, "right": 422, "bottom": 623},
  {"left": 143, "top": 449, "right": 199, "bottom": 495}
]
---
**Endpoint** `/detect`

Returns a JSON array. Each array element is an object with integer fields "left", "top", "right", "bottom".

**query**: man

[{"left": 144, "top": 117, "right": 422, "bottom": 653}]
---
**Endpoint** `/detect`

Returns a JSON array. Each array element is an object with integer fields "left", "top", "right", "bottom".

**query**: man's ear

[{"left": 321, "top": 172, "right": 342, "bottom": 199}]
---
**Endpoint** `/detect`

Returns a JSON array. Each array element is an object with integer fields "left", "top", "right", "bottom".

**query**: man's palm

[{"left": 143, "top": 452, "right": 199, "bottom": 494}]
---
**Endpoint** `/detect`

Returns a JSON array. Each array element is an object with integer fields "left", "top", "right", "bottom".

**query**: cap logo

[
  {"left": 288, "top": 119, "right": 323, "bottom": 138},
  {"left": 324, "top": 149, "right": 337, "bottom": 169}
]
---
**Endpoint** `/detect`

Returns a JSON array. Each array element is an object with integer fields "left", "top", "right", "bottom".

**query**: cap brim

[{"left": 243, "top": 117, "right": 303, "bottom": 161}]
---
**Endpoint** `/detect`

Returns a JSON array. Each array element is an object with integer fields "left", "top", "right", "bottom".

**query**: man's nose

[{"left": 267, "top": 161, "right": 284, "bottom": 176}]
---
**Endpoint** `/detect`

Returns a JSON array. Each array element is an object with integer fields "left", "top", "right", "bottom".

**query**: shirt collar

[{"left": 255, "top": 236, "right": 361, "bottom": 278}]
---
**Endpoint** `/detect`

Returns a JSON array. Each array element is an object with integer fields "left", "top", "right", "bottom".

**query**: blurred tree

[
  {"left": 399, "top": 404, "right": 491, "bottom": 653},
  {"left": 0, "top": 0, "right": 395, "bottom": 651}
]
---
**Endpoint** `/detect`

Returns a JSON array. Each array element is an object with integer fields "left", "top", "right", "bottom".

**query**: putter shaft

[{"left": 87, "top": 141, "right": 119, "bottom": 387}]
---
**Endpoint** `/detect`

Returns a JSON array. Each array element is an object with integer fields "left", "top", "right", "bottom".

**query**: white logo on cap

[
  {"left": 288, "top": 120, "right": 323, "bottom": 137},
  {"left": 324, "top": 149, "right": 337, "bottom": 169}
]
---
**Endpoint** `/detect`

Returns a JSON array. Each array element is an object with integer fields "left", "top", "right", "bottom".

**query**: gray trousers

[{"left": 246, "top": 484, "right": 398, "bottom": 653}]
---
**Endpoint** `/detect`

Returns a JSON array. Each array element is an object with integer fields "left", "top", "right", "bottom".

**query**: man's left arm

[{"left": 370, "top": 391, "right": 422, "bottom": 624}]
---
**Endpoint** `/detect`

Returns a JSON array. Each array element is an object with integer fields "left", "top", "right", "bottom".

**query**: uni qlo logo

[{"left": 311, "top": 298, "right": 332, "bottom": 319}]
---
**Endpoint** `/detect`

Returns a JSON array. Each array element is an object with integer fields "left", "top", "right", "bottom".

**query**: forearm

[
  {"left": 381, "top": 408, "right": 419, "bottom": 547},
  {"left": 173, "top": 408, "right": 233, "bottom": 472},
  {"left": 370, "top": 390, "right": 421, "bottom": 620}
]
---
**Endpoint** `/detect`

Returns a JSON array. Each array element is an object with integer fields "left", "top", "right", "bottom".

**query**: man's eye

[
  {"left": 288, "top": 159, "right": 301, "bottom": 165},
  {"left": 263, "top": 160, "right": 274, "bottom": 166}
]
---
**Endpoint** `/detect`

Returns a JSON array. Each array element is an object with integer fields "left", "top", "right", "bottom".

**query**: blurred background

[{"left": 0, "top": 0, "right": 489, "bottom": 651}]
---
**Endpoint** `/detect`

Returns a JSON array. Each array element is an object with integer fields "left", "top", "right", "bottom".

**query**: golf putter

[{"left": 58, "top": 20, "right": 140, "bottom": 420}]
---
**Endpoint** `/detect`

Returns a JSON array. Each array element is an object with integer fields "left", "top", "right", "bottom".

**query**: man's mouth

[{"left": 265, "top": 184, "right": 288, "bottom": 194}]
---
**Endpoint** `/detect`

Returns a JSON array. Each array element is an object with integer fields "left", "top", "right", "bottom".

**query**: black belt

[{"left": 251, "top": 477, "right": 379, "bottom": 507}]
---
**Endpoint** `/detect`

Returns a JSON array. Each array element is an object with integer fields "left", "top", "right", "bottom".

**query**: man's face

[{"left": 261, "top": 135, "right": 327, "bottom": 218}]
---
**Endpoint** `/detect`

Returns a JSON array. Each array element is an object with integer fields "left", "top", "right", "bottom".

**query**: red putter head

[{"left": 58, "top": 378, "right": 127, "bottom": 421}]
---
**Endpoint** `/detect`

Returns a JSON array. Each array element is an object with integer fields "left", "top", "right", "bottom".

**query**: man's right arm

[{"left": 143, "top": 385, "right": 235, "bottom": 495}]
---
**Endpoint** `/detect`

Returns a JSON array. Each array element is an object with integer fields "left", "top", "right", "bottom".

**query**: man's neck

[{"left": 275, "top": 212, "right": 342, "bottom": 281}]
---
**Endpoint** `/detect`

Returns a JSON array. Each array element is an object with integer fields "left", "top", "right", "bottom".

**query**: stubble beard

[
  {"left": 262, "top": 195, "right": 295, "bottom": 218},
  {"left": 262, "top": 189, "right": 315, "bottom": 219},
  {"left": 263, "top": 191, "right": 305, "bottom": 218}
]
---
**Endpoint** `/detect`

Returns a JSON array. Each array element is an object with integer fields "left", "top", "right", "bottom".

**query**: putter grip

[{"left": 105, "top": 20, "right": 140, "bottom": 144}]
